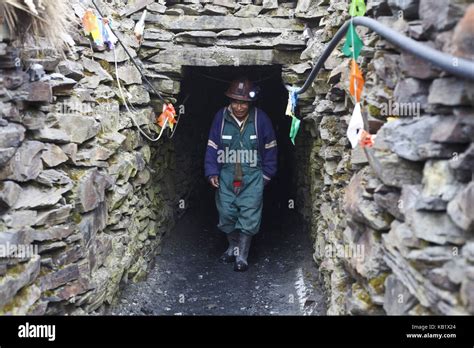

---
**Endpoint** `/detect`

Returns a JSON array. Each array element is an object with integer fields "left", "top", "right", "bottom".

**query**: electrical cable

[{"left": 291, "top": 16, "right": 474, "bottom": 95}]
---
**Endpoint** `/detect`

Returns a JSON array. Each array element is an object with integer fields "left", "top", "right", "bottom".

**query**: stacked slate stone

[
  {"left": 293, "top": 0, "right": 474, "bottom": 315},
  {"left": 0, "top": 1, "right": 177, "bottom": 314}
]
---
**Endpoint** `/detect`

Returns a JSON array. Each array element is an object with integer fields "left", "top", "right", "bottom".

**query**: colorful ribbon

[
  {"left": 101, "top": 18, "right": 117, "bottom": 50},
  {"left": 82, "top": 8, "right": 117, "bottom": 49},
  {"left": 349, "top": 59, "right": 365, "bottom": 102},
  {"left": 347, "top": 103, "right": 364, "bottom": 148},
  {"left": 349, "top": 0, "right": 367, "bottom": 17},
  {"left": 342, "top": 23, "right": 364, "bottom": 59},
  {"left": 289, "top": 116, "right": 301, "bottom": 146},
  {"left": 82, "top": 9, "right": 102, "bottom": 45},
  {"left": 343, "top": 0, "right": 376, "bottom": 148},
  {"left": 286, "top": 89, "right": 300, "bottom": 145},
  {"left": 156, "top": 103, "right": 177, "bottom": 130},
  {"left": 359, "top": 129, "right": 375, "bottom": 148}
]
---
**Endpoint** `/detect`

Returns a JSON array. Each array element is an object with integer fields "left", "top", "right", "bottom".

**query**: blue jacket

[{"left": 205, "top": 107, "right": 278, "bottom": 182}]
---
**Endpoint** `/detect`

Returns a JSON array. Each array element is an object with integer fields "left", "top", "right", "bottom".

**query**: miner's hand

[{"left": 209, "top": 176, "right": 219, "bottom": 188}]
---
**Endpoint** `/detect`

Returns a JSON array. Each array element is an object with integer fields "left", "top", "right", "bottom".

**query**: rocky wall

[
  {"left": 293, "top": 0, "right": 474, "bottom": 315},
  {"left": 0, "top": 6, "right": 181, "bottom": 314}
]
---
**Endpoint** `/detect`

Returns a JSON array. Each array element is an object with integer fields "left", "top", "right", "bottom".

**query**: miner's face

[{"left": 230, "top": 99, "right": 250, "bottom": 119}]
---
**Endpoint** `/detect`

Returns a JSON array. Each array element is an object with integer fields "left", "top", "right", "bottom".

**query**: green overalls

[{"left": 216, "top": 107, "right": 264, "bottom": 236}]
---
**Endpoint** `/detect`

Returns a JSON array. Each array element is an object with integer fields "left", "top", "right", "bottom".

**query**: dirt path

[{"left": 108, "top": 204, "right": 327, "bottom": 316}]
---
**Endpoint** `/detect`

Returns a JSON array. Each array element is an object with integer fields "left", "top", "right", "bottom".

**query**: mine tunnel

[
  {"left": 110, "top": 66, "right": 325, "bottom": 315},
  {"left": 175, "top": 65, "right": 296, "bottom": 229},
  {"left": 3, "top": 0, "right": 473, "bottom": 321}
]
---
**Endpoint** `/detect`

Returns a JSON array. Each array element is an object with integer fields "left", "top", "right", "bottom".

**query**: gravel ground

[{"left": 108, "top": 200, "right": 327, "bottom": 316}]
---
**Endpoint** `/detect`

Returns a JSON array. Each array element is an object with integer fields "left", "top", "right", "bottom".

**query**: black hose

[{"left": 292, "top": 16, "right": 474, "bottom": 94}]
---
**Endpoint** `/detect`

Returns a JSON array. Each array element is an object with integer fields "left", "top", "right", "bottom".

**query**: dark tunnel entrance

[
  {"left": 175, "top": 65, "right": 297, "bottom": 232},
  {"left": 113, "top": 65, "right": 327, "bottom": 315}
]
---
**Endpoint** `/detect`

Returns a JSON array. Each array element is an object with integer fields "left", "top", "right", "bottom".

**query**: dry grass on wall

[{"left": 0, "top": 0, "right": 75, "bottom": 52}]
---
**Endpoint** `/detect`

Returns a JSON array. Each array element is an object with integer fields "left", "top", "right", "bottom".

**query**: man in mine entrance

[{"left": 204, "top": 77, "right": 278, "bottom": 272}]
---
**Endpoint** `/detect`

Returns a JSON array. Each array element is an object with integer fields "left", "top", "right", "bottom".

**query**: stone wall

[
  {"left": 293, "top": 0, "right": 474, "bottom": 315},
  {"left": 1, "top": 0, "right": 473, "bottom": 315},
  {"left": 0, "top": 4, "right": 180, "bottom": 314}
]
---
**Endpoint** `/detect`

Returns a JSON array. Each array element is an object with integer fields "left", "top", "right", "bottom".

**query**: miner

[{"left": 204, "top": 77, "right": 278, "bottom": 272}]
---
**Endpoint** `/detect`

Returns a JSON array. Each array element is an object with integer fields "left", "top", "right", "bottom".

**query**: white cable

[
  {"left": 168, "top": 113, "right": 180, "bottom": 139},
  {"left": 113, "top": 46, "right": 168, "bottom": 142},
  {"left": 168, "top": 93, "right": 191, "bottom": 139}
]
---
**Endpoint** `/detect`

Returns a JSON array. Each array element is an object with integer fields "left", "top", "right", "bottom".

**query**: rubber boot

[
  {"left": 219, "top": 230, "right": 239, "bottom": 264},
  {"left": 234, "top": 233, "right": 252, "bottom": 272}
]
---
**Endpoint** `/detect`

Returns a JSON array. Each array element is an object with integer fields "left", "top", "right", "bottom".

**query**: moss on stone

[
  {"left": 71, "top": 211, "right": 82, "bottom": 224},
  {"left": 368, "top": 272, "right": 390, "bottom": 294},
  {"left": 0, "top": 284, "right": 39, "bottom": 315},
  {"left": 42, "top": 289, "right": 55, "bottom": 298},
  {"left": 367, "top": 104, "right": 381, "bottom": 117},
  {"left": 4, "top": 261, "right": 27, "bottom": 277},
  {"left": 96, "top": 97, "right": 113, "bottom": 104},
  {"left": 353, "top": 282, "right": 373, "bottom": 305},
  {"left": 68, "top": 169, "right": 87, "bottom": 182},
  {"left": 98, "top": 60, "right": 113, "bottom": 75},
  {"left": 0, "top": 288, "right": 27, "bottom": 314}
]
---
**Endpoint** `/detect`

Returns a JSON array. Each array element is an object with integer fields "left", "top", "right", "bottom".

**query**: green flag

[
  {"left": 342, "top": 23, "right": 363, "bottom": 59},
  {"left": 349, "top": 0, "right": 366, "bottom": 17},
  {"left": 289, "top": 115, "right": 300, "bottom": 145}
]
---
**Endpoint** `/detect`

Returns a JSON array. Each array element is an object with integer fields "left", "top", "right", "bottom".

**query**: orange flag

[
  {"left": 156, "top": 103, "right": 177, "bottom": 130},
  {"left": 82, "top": 9, "right": 101, "bottom": 43},
  {"left": 349, "top": 59, "right": 364, "bottom": 102}
]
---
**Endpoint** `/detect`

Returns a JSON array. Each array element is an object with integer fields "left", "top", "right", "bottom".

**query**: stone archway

[{"left": 108, "top": 63, "right": 328, "bottom": 315}]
